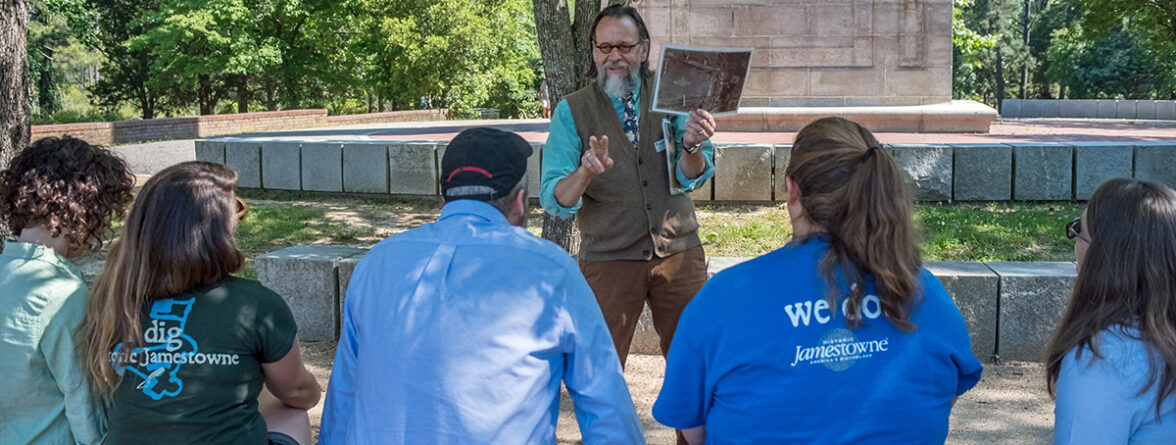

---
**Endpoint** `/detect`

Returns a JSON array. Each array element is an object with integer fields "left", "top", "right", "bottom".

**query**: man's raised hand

[{"left": 581, "top": 135, "right": 615, "bottom": 177}]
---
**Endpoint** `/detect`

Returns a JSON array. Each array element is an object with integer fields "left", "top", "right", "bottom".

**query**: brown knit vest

[{"left": 566, "top": 75, "right": 702, "bottom": 261}]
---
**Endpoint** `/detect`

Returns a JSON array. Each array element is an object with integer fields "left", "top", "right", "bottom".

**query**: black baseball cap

[{"left": 441, "top": 127, "right": 533, "bottom": 201}]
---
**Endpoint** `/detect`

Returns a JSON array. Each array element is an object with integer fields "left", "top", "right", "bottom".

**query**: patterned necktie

[{"left": 622, "top": 92, "right": 639, "bottom": 148}]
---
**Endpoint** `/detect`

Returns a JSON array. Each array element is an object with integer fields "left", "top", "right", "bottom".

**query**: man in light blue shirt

[{"left": 320, "top": 127, "right": 645, "bottom": 444}]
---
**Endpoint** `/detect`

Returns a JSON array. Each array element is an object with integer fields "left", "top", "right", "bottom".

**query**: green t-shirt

[{"left": 106, "top": 276, "right": 297, "bottom": 444}]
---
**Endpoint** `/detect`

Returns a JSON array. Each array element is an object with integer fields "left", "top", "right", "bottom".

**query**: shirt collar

[
  {"left": 2, "top": 240, "right": 79, "bottom": 273},
  {"left": 438, "top": 199, "right": 511, "bottom": 226}
]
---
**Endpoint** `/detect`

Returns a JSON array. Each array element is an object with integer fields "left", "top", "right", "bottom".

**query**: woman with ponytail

[
  {"left": 653, "top": 117, "right": 983, "bottom": 444},
  {"left": 1046, "top": 178, "right": 1176, "bottom": 444},
  {"left": 79, "top": 161, "right": 320, "bottom": 445}
]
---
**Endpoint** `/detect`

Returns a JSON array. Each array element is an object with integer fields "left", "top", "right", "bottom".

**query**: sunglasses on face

[
  {"left": 234, "top": 196, "right": 249, "bottom": 221},
  {"left": 594, "top": 41, "right": 643, "bottom": 54},
  {"left": 1065, "top": 217, "right": 1089, "bottom": 243}
]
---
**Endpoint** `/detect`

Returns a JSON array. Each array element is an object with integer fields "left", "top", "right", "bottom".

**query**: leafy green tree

[
  {"left": 952, "top": 0, "right": 997, "bottom": 101},
  {"left": 131, "top": 0, "right": 283, "bottom": 114},
  {"left": 351, "top": 0, "right": 539, "bottom": 117},
  {"left": 89, "top": 0, "right": 165, "bottom": 118},
  {"left": 1046, "top": 22, "right": 1175, "bottom": 99},
  {"left": 27, "top": 0, "right": 92, "bottom": 115}
]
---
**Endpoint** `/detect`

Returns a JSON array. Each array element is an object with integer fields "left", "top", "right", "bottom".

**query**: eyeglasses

[
  {"left": 594, "top": 41, "right": 643, "bottom": 54},
  {"left": 1065, "top": 217, "right": 1089, "bottom": 243},
  {"left": 234, "top": 196, "right": 249, "bottom": 222}
]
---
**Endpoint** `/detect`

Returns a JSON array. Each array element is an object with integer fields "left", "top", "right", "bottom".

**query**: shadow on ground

[{"left": 299, "top": 342, "right": 1053, "bottom": 444}]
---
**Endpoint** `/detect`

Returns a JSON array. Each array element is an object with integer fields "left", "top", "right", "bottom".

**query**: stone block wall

[
  {"left": 343, "top": 143, "right": 391, "bottom": 193},
  {"left": 1072, "top": 142, "right": 1133, "bottom": 200},
  {"left": 987, "top": 262, "right": 1077, "bottom": 362},
  {"left": 261, "top": 142, "right": 303, "bottom": 190},
  {"left": 207, "top": 138, "right": 1176, "bottom": 202},
  {"left": 302, "top": 142, "right": 344, "bottom": 192},
  {"left": 1009, "top": 143, "right": 1072, "bottom": 201},
  {"left": 888, "top": 144, "right": 952, "bottom": 201},
  {"left": 1002, "top": 99, "right": 1176, "bottom": 120},
  {"left": 925, "top": 261, "right": 998, "bottom": 361},
  {"left": 390, "top": 143, "right": 441, "bottom": 195},
  {"left": 952, "top": 144, "right": 1012, "bottom": 201},
  {"left": 223, "top": 141, "right": 262, "bottom": 188},
  {"left": 1135, "top": 142, "right": 1176, "bottom": 189},
  {"left": 262, "top": 245, "right": 1083, "bottom": 363},
  {"left": 256, "top": 245, "right": 367, "bottom": 341},
  {"left": 714, "top": 144, "right": 773, "bottom": 201}
]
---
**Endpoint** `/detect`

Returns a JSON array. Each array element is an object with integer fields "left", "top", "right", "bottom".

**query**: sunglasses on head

[
  {"left": 1065, "top": 217, "right": 1089, "bottom": 243},
  {"left": 234, "top": 196, "right": 249, "bottom": 221}
]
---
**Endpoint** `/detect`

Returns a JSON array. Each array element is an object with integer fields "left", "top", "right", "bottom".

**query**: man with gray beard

[{"left": 539, "top": 4, "right": 718, "bottom": 372}]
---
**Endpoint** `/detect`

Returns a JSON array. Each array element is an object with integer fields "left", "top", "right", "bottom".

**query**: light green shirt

[{"left": 0, "top": 241, "right": 105, "bottom": 445}]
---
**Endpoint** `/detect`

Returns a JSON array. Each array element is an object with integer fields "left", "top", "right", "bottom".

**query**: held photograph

[{"left": 651, "top": 45, "right": 753, "bottom": 116}]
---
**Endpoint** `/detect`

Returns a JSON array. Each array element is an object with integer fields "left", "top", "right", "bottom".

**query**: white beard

[{"left": 598, "top": 63, "right": 640, "bottom": 99}]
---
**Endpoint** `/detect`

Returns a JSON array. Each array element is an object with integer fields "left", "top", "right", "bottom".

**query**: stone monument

[{"left": 634, "top": 0, "right": 997, "bottom": 132}]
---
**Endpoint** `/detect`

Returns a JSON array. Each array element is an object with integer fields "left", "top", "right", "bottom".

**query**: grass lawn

[
  {"left": 225, "top": 190, "right": 1084, "bottom": 278},
  {"left": 697, "top": 201, "right": 1084, "bottom": 262}
]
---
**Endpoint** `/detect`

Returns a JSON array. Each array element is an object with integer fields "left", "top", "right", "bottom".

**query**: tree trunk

[
  {"left": 199, "top": 75, "right": 214, "bottom": 115},
  {"left": 995, "top": 46, "right": 1006, "bottom": 111},
  {"left": 533, "top": 0, "right": 607, "bottom": 255},
  {"left": 236, "top": 75, "right": 249, "bottom": 114},
  {"left": 137, "top": 84, "right": 156, "bottom": 119},
  {"left": 1019, "top": 0, "right": 1029, "bottom": 99},
  {"left": 264, "top": 76, "right": 279, "bottom": 111},
  {"left": 1, "top": 0, "right": 31, "bottom": 243}
]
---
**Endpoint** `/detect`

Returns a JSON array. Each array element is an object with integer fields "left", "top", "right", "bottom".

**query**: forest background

[{"left": 22, "top": 0, "right": 1176, "bottom": 125}]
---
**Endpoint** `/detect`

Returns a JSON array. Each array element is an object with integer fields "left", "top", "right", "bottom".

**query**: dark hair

[
  {"left": 81, "top": 161, "right": 245, "bottom": 397},
  {"left": 585, "top": 4, "right": 652, "bottom": 79},
  {"left": 0, "top": 136, "right": 134, "bottom": 252},
  {"left": 785, "top": 117, "right": 922, "bottom": 332},
  {"left": 1046, "top": 178, "right": 1176, "bottom": 416}
]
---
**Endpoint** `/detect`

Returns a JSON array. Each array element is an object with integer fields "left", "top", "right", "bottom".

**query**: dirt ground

[{"left": 298, "top": 341, "right": 1054, "bottom": 444}]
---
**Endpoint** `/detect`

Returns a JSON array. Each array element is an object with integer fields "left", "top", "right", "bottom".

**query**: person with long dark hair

[
  {"left": 79, "top": 161, "right": 321, "bottom": 445},
  {"left": 0, "top": 137, "right": 134, "bottom": 444},
  {"left": 1047, "top": 178, "right": 1176, "bottom": 443},
  {"left": 652, "top": 117, "right": 983, "bottom": 444}
]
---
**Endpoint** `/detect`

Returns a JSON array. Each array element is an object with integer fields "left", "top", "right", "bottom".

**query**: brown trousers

[{"left": 579, "top": 245, "right": 708, "bottom": 367}]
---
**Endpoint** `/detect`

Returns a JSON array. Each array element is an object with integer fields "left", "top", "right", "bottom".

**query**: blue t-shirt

[
  {"left": 1054, "top": 326, "right": 1176, "bottom": 444},
  {"left": 653, "top": 236, "right": 983, "bottom": 444}
]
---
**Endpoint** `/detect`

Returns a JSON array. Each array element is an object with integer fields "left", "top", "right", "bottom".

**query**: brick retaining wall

[{"left": 31, "top": 109, "right": 450, "bottom": 146}]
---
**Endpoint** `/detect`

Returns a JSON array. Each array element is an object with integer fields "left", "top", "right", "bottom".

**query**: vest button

[
  {"left": 650, "top": 227, "right": 656, "bottom": 234},
  {"left": 642, "top": 249, "right": 650, "bottom": 256},
  {"left": 646, "top": 203, "right": 652, "bottom": 210},
  {"left": 642, "top": 180, "right": 649, "bottom": 187},
  {"left": 637, "top": 158, "right": 643, "bottom": 165}
]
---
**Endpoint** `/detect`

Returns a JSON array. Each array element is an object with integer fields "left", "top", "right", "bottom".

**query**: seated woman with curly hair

[{"left": 0, "top": 136, "right": 135, "bottom": 445}]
